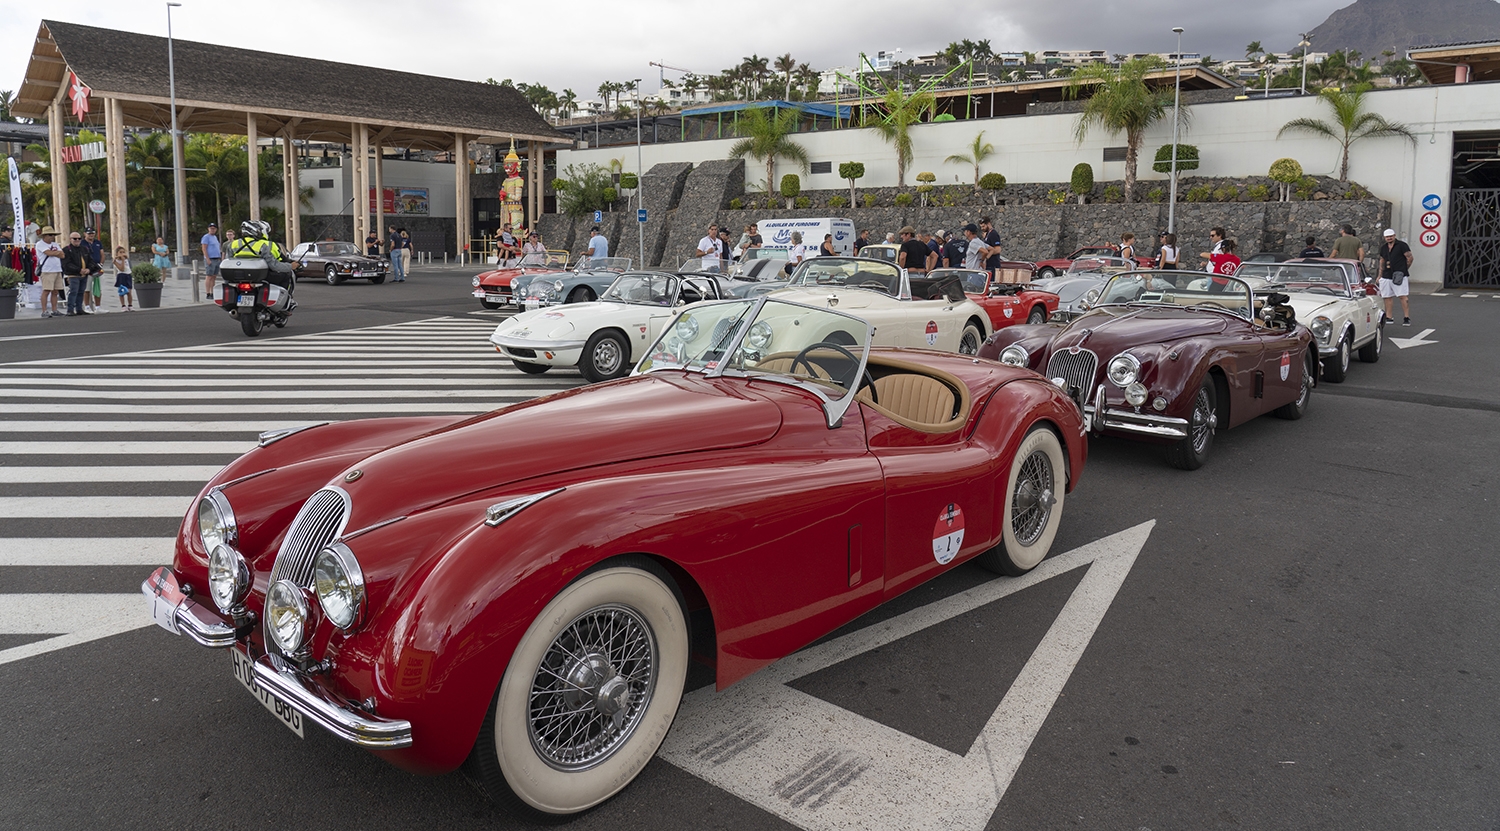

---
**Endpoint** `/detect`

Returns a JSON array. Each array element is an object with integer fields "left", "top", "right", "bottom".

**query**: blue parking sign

[
  {"left": 593, "top": 210, "right": 603, "bottom": 223},
  {"left": 637, "top": 208, "right": 648, "bottom": 223},
  {"left": 1422, "top": 194, "right": 1442, "bottom": 210}
]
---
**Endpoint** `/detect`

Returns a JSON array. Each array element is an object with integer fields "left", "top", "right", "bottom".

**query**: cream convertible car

[{"left": 1235, "top": 260, "right": 1383, "bottom": 382}]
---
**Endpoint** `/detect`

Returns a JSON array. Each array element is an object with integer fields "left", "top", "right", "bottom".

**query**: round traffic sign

[
  {"left": 1420, "top": 211, "right": 1441, "bottom": 229},
  {"left": 88, "top": 199, "right": 106, "bottom": 214},
  {"left": 1419, "top": 229, "right": 1441, "bottom": 247},
  {"left": 1422, "top": 193, "right": 1442, "bottom": 210}
]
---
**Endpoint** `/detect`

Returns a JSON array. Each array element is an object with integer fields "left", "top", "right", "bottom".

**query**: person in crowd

[
  {"left": 522, "top": 231, "right": 546, "bottom": 256},
  {"left": 61, "top": 231, "right": 96, "bottom": 316},
  {"left": 746, "top": 223, "right": 762, "bottom": 253},
  {"left": 113, "top": 246, "right": 134, "bottom": 310},
  {"left": 25, "top": 219, "right": 41, "bottom": 245},
  {"left": 365, "top": 228, "right": 380, "bottom": 257},
  {"left": 853, "top": 228, "right": 871, "bottom": 255},
  {"left": 498, "top": 223, "right": 520, "bottom": 264},
  {"left": 400, "top": 229, "right": 413, "bottom": 275},
  {"left": 80, "top": 228, "right": 104, "bottom": 313},
  {"left": 897, "top": 226, "right": 931, "bottom": 273},
  {"left": 943, "top": 229, "right": 968, "bottom": 269},
  {"left": 1119, "top": 231, "right": 1136, "bottom": 263},
  {"left": 783, "top": 231, "right": 807, "bottom": 275},
  {"left": 980, "top": 216, "right": 1005, "bottom": 273},
  {"left": 884, "top": 232, "right": 897, "bottom": 244},
  {"left": 693, "top": 223, "right": 720, "bottom": 271},
  {"left": 924, "top": 230, "right": 942, "bottom": 263},
  {"left": 735, "top": 225, "right": 754, "bottom": 261},
  {"left": 584, "top": 226, "right": 612, "bottom": 263},
  {"left": 719, "top": 227, "right": 736, "bottom": 264},
  {"left": 35, "top": 226, "right": 65, "bottom": 318},
  {"left": 1330, "top": 224, "right": 1364, "bottom": 262},
  {"left": 1199, "top": 227, "right": 1226, "bottom": 271},
  {"left": 1377, "top": 228, "right": 1413, "bottom": 326},
  {"left": 1157, "top": 233, "right": 1180, "bottom": 269},
  {"left": 1298, "top": 236, "right": 1325, "bottom": 258},
  {"left": 1208, "top": 239, "right": 1241, "bottom": 290},
  {"left": 201, "top": 223, "right": 222, "bottom": 301},
  {"left": 819, "top": 233, "right": 837, "bottom": 258},
  {"left": 151, "top": 237, "right": 172, "bottom": 270},
  {"left": 384, "top": 225, "right": 403, "bottom": 282},
  {"left": 962, "top": 224, "right": 987, "bottom": 270}
]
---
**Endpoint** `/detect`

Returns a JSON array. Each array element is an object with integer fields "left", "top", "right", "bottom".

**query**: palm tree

[
  {"left": 945, "top": 130, "right": 996, "bottom": 191},
  {"left": 775, "top": 53, "right": 796, "bottom": 100},
  {"left": 1245, "top": 41, "right": 1263, "bottom": 60},
  {"left": 0, "top": 90, "right": 14, "bottom": 122},
  {"left": 795, "top": 63, "right": 818, "bottom": 100},
  {"left": 558, "top": 88, "right": 578, "bottom": 120},
  {"left": 1277, "top": 86, "right": 1416, "bottom": 180},
  {"left": 1065, "top": 57, "right": 1174, "bottom": 202},
  {"left": 866, "top": 83, "right": 936, "bottom": 187},
  {"left": 125, "top": 131, "right": 174, "bottom": 239},
  {"left": 727, "top": 106, "right": 809, "bottom": 194}
]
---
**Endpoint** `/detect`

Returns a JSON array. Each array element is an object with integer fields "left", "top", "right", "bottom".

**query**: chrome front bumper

[
  {"left": 490, "top": 334, "right": 587, "bottom": 351},
  {"left": 1082, "top": 384, "right": 1189, "bottom": 439}
]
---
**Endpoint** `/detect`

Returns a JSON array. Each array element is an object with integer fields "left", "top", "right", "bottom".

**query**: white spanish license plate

[
  {"left": 236, "top": 295, "right": 255, "bottom": 307},
  {"left": 230, "top": 647, "right": 305, "bottom": 738},
  {"left": 524, "top": 298, "right": 540, "bottom": 310}
]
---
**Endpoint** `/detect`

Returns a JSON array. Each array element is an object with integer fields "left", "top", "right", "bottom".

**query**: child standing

[{"left": 113, "top": 247, "right": 135, "bottom": 310}]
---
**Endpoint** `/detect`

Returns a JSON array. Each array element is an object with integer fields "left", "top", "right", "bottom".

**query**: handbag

[{"left": 1391, "top": 271, "right": 1407, "bottom": 286}]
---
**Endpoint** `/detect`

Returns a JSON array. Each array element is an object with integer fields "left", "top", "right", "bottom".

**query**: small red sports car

[
  {"left": 471, "top": 250, "right": 568, "bottom": 309},
  {"left": 1034, "top": 245, "right": 1155, "bottom": 279},
  {"left": 933, "top": 266, "right": 1058, "bottom": 329},
  {"left": 142, "top": 295, "right": 1087, "bottom": 818}
]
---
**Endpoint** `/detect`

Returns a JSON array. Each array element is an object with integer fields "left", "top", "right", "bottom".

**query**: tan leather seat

[
  {"left": 858, "top": 375, "right": 955, "bottom": 425},
  {"left": 753, "top": 355, "right": 832, "bottom": 380}
]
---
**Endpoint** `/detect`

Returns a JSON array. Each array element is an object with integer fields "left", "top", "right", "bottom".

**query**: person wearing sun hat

[
  {"left": 1377, "top": 228, "right": 1413, "bottom": 326},
  {"left": 34, "top": 226, "right": 65, "bottom": 318}
]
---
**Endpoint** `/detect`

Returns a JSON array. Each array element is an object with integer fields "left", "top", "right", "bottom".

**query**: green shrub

[
  {"left": 840, "top": 162, "right": 866, "bottom": 205},
  {"left": 1145, "top": 187, "right": 1165, "bottom": 203},
  {"left": 555, "top": 163, "right": 615, "bottom": 217},
  {"left": 1046, "top": 188, "right": 1070, "bottom": 205},
  {"left": 728, "top": 197, "right": 744, "bottom": 210},
  {"left": 132, "top": 263, "right": 163, "bottom": 283},
  {"left": 1069, "top": 163, "right": 1094, "bottom": 198},
  {"left": 1103, "top": 185, "right": 1122, "bottom": 203},
  {"left": 862, "top": 193, "right": 878, "bottom": 208},
  {"left": 766, "top": 197, "right": 779, "bottom": 209},
  {"left": 1213, "top": 185, "right": 1238, "bottom": 202},
  {"left": 1152, "top": 144, "right": 1200, "bottom": 174},
  {"left": 1269, "top": 158, "right": 1304, "bottom": 202},
  {"left": 618, "top": 172, "right": 639, "bottom": 191},
  {"left": 916, "top": 171, "right": 936, "bottom": 184},
  {"left": 940, "top": 187, "right": 961, "bottom": 207},
  {"left": 1247, "top": 184, "right": 1270, "bottom": 201},
  {"left": 916, "top": 183, "right": 934, "bottom": 206},
  {"left": 794, "top": 196, "right": 811, "bottom": 209},
  {"left": 1343, "top": 183, "right": 1371, "bottom": 200},
  {"left": 979, "top": 172, "right": 1007, "bottom": 206},
  {"left": 828, "top": 194, "right": 848, "bottom": 208},
  {"left": 550, "top": 178, "right": 568, "bottom": 192},
  {"left": 1185, "top": 184, "right": 1213, "bottom": 203},
  {"left": 894, "top": 192, "right": 914, "bottom": 207},
  {"left": 0, "top": 266, "right": 23, "bottom": 289},
  {"left": 1295, "top": 175, "right": 1318, "bottom": 201},
  {"left": 779, "top": 174, "right": 801, "bottom": 199},
  {"left": 602, "top": 186, "right": 617, "bottom": 204}
]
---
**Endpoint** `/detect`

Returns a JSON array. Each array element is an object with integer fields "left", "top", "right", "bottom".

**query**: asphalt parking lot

[{"left": 1, "top": 272, "right": 1495, "bottom": 830}]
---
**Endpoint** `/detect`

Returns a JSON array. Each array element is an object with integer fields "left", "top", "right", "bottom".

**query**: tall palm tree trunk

[{"left": 1124, "top": 130, "right": 1142, "bottom": 203}]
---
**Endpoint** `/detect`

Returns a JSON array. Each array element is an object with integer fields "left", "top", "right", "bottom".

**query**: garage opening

[{"left": 1445, "top": 131, "right": 1500, "bottom": 289}]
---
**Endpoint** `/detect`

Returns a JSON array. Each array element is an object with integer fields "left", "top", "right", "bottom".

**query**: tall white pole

[
  {"left": 167, "top": 3, "right": 187, "bottom": 267},
  {"left": 635, "top": 78, "right": 644, "bottom": 268},
  {"left": 1300, "top": 34, "right": 1312, "bottom": 95},
  {"left": 1168, "top": 27, "right": 1183, "bottom": 235}
]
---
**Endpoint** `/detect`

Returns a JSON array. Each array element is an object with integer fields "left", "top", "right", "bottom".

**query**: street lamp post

[
  {"left": 634, "top": 78, "right": 644, "bottom": 268},
  {"left": 1167, "top": 26, "right": 1184, "bottom": 236},
  {"left": 1299, "top": 33, "right": 1313, "bottom": 95},
  {"left": 167, "top": 2, "right": 188, "bottom": 275}
]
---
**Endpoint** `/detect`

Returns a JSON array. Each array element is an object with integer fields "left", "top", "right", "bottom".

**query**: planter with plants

[
  {"left": 133, "top": 262, "right": 164, "bottom": 308},
  {"left": 0, "top": 266, "right": 22, "bottom": 320}
]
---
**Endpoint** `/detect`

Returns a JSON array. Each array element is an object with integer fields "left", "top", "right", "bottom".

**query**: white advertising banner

[{"left": 7, "top": 157, "right": 23, "bottom": 245}]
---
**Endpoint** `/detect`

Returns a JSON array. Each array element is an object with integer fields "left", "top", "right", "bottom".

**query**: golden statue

[{"left": 500, "top": 140, "right": 525, "bottom": 231}]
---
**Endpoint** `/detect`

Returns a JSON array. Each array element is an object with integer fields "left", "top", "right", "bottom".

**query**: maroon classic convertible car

[
  {"left": 980, "top": 271, "right": 1316, "bottom": 469},
  {"left": 142, "top": 296, "right": 1087, "bottom": 818}
]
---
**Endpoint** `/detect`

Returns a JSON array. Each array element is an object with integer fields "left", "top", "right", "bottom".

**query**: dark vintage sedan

[
  {"left": 290, "top": 241, "right": 390, "bottom": 285},
  {"left": 980, "top": 270, "right": 1316, "bottom": 469},
  {"left": 141, "top": 295, "right": 1086, "bottom": 818}
]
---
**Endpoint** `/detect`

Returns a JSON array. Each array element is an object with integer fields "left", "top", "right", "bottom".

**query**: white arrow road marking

[
  {"left": 0, "top": 496, "right": 192, "bottom": 519},
  {"left": 1460, "top": 294, "right": 1478, "bottom": 298},
  {"left": 1389, "top": 328, "right": 1438, "bottom": 349},
  {"left": 0, "top": 537, "right": 174, "bottom": 566},
  {"left": 660, "top": 521, "right": 1153, "bottom": 831},
  {"left": 0, "top": 594, "right": 157, "bottom": 666}
]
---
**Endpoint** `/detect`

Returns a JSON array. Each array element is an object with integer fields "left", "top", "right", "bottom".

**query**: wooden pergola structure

[
  {"left": 11, "top": 20, "right": 567, "bottom": 256},
  {"left": 1409, "top": 40, "right": 1500, "bottom": 85}
]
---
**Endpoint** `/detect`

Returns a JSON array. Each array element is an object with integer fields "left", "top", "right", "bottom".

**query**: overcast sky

[{"left": 3, "top": 0, "right": 1357, "bottom": 105}]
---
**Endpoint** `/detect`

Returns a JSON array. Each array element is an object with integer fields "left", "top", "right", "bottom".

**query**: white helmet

[{"left": 240, "top": 219, "right": 271, "bottom": 239}]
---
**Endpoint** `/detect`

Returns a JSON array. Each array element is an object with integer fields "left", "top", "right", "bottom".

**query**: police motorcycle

[{"left": 218, "top": 220, "right": 297, "bottom": 337}]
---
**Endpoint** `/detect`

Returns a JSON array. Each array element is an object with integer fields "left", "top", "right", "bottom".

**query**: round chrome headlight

[
  {"left": 1311, "top": 315, "right": 1333, "bottom": 344},
  {"left": 747, "top": 321, "right": 774, "bottom": 350},
  {"left": 1107, "top": 353, "right": 1141, "bottom": 387},
  {"left": 553, "top": 280, "right": 565, "bottom": 292},
  {"left": 313, "top": 542, "right": 366, "bottom": 631},
  {"left": 674, "top": 313, "right": 700, "bottom": 341},
  {"left": 1152, "top": 396, "right": 1169, "bottom": 411},
  {"left": 471, "top": 276, "right": 481, "bottom": 287},
  {"left": 1125, "top": 382, "right": 1148, "bottom": 407},
  {"left": 998, "top": 344, "right": 1030, "bottom": 367},
  {"left": 207, "top": 544, "right": 251, "bottom": 613},
  {"left": 196, "top": 490, "right": 237, "bottom": 551},
  {"left": 265, "top": 579, "right": 314, "bottom": 656},
  {"left": 1082, "top": 287, "right": 1102, "bottom": 308}
]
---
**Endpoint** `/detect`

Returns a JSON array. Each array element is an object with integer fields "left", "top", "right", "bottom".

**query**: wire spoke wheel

[
  {"left": 1010, "top": 450, "right": 1055, "bottom": 547},
  {"left": 1190, "top": 386, "right": 1215, "bottom": 453}
]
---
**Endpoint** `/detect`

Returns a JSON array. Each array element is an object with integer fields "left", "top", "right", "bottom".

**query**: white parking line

[
  {"left": 0, "top": 537, "right": 172, "bottom": 565},
  {"left": 0, "top": 594, "right": 157, "bottom": 666},
  {"left": 662, "top": 522, "right": 1154, "bottom": 831},
  {"left": 0, "top": 496, "right": 192, "bottom": 518}
]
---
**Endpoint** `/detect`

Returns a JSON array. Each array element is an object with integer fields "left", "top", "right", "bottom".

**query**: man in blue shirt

[
  {"left": 584, "top": 227, "right": 609, "bottom": 261},
  {"left": 201, "top": 223, "right": 222, "bottom": 299}
]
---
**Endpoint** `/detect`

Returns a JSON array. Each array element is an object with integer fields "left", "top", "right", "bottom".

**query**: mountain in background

[{"left": 1300, "top": 0, "right": 1500, "bottom": 57}]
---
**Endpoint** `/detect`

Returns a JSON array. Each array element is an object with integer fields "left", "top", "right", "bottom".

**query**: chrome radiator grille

[
  {"left": 269, "top": 487, "right": 350, "bottom": 589},
  {"left": 1046, "top": 348, "right": 1099, "bottom": 406}
]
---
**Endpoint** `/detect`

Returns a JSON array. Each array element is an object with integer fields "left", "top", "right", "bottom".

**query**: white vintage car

[
  {"left": 490, "top": 273, "right": 732, "bottom": 382},
  {"left": 1235, "top": 260, "right": 1382, "bottom": 382},
  {"left": 768, "top": 257, "right": 992, "bottom": 354}
]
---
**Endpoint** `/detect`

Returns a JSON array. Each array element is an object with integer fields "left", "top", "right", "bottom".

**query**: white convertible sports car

[
  {"left": 768, "top": 257, "right": 992, "bottom": 355},
  {"left": 1235, "top": 260, "right": 1382, "bottom": 382},
  {"left": 491, "top": 273, "right": 732, "bottom": 382}
]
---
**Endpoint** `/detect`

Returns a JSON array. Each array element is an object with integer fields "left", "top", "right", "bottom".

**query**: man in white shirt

[
  {"left": 34, "top": 226, "right": 65, "bottom": 318},
  {"left": 583, "top": 227, "right": 609, "bottom": 261},
  {"left": 961, "top": 224, "right": 988, "bottom": 270},
  {"left": 695, "top": 223, "right": 723, "bottom": 272}
]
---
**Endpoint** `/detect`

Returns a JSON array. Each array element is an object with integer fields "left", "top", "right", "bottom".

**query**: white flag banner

[{"left": 7, "top": 156, "right": 23, "bottom": 245}]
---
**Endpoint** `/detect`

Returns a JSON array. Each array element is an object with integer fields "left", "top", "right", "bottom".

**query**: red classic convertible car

[
  {"left": 471, "top": 250, "right": 569, "bottom": 309},
  {"left": 934, "top": 267, "right": 1058, "bottom": 329},
  {"left": 141, "top": 296, "right": 1087, "bottom": 818},
  {"left": 1034, "top": 245, "right": 1155, "bottom": 279},
  {"left": 980, "top": 271, "right": 1316, "bottom": 469}
]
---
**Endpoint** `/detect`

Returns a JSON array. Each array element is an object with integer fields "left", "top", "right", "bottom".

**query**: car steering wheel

[{"left": 791, "top": 342, "right": 877, "bottom": 403}]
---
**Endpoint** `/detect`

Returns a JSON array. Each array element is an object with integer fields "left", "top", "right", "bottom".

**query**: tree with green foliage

[
  {"left": 1069, "top": 163, "right": 1094, "bottom": 203},
  {"left": 1152, "top": 144, "right": 1200, "bottom": 173},
  {"left": 728, "top": 106, "right": 810, "bottom": 194},
  {"left": 944, "top": 130, "right": 996, "bottom": 191},
  {"left": 1277, "top": 87, "right": 1415, "bottom": 180},
  {"left": 779, "top": 174, "right": 801, "bottom": 208},
  {"left": 555, "top": 163, "right": 615, "bottom": 218},
  {"left": 1066, "top": 58, "right": 1177, "bottom": 202},
  {"left": 839, "top": 161, "right": 865, "bottom": 205},
  {"left": 865, "top": 83, "right": 936, "bottom": 188},
  {"left": 979, "top": 172, "right": 1007, "bottom": 206},
  {"left": 0, "top": 90, "right": 14, "bottom": 122},
  {"left": 1268, "top": 158, "right": 1304, "bottom": 201}
]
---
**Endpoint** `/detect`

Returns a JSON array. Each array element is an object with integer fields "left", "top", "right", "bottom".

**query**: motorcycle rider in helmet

[{"left": 231, "top": 219, "right": 296, "bottom": 295}]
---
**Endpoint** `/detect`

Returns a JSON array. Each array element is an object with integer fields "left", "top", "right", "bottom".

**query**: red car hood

[
  {"left": 476, "top": 266, "right": 560, "bottom": 287},
  {"left": 336, "top": 373, "right": 784, "bottom": 525},
  {"left": 1053, "top": 305, "right": 1228, "bottom": 353}
]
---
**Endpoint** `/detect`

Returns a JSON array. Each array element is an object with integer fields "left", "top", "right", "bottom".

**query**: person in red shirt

[{"left": 1208, "top": 240, "right": 1241, "bottom": 292}]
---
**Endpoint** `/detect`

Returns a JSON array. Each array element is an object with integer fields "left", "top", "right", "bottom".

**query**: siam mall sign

[{"left": 60, "top": 142, "right": 106, "bottom": 164}]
